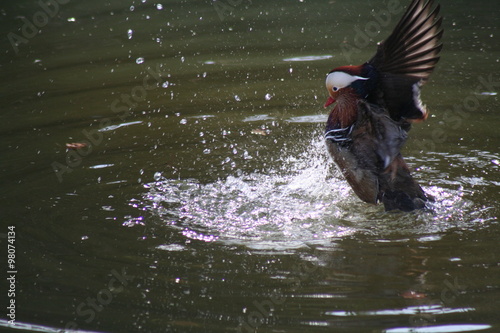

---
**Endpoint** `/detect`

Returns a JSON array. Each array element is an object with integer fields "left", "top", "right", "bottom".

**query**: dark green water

[{"left": 1, "top": 0, "right": 499, "bottom": 332}]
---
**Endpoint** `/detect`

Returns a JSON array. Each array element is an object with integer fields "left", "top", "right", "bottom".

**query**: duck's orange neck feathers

[{"left": 327, "top": 88, "right": 359, "bottom": 129}]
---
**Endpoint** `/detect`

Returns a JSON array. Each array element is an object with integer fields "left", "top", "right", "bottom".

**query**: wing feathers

[
  {"left": 366, "top": 0, "right": 443, "bottom": 122},
  {"left": 390, "top": 18, "right": 443, "bottom": 61},
  {"left": 369, "top": 0, "right": 443, "bottom": 80},
  {"left": 381, "top": 45, "right": 443, "bottom": 74}
]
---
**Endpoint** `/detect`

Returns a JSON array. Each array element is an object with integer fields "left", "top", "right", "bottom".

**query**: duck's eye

[{"left": 333, "top": 87, "right": 339, "bottom": 92}]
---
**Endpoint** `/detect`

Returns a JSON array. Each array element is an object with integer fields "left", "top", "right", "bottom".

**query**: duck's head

[{"left": 324, "top": 66, "right": 370, "bottom": 108}]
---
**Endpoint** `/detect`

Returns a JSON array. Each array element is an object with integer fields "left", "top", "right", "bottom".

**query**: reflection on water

[
  {"left": 0, "top": 320, "right": 101, "bottom": 333},
  {"left": 384, "top": 324, "right": 492, "bottom": 333},
  {"left": 133, "top": 127, "right": 498, "bottom": 250},
  {"left": 283, "top": 55, "right": 334, "bottom": 62},
  {"left": 327, "top": 304, "right": 475, "bottom": 316}
]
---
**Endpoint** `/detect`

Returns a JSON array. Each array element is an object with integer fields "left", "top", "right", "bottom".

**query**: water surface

[{"left": 0, "top": 0, "right": 499, "bottom": 332}]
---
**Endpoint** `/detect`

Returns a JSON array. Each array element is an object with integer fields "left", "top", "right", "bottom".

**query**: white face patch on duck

[{"left": 326, "top": 71, "right": 369, "bottom": 94}]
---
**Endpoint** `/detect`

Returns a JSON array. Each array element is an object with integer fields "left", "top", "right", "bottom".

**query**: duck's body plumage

[{"left": 324, "top": 0, "right": 443, "bottom": 211}]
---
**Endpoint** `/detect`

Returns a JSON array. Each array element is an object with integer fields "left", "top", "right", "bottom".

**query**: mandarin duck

[{"left": 324, "top": 0, "right": 443, "bottom": 211}]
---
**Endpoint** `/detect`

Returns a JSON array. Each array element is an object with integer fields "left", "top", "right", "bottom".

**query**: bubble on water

[
  {"left": 129, "top": 5, "right": 135, "bottom": 11},
  {"left": 179, "top": 119, "right": 187, "bottom": 125},
  {"left": 127, "top": 29, "right": 133, "bottom": 39},
  {"left": 162, "top": 81, "right": 169, "bottom": 88},
  {"left": 156, "top": 3, "right": 163, "bottom": 10},
  {"left": 136, "top": 57, "right": 145, "bottom": 64},
  {"left": 234, "top": 95, "right": 241, "bottom": 102},
  {"left": 265, "top": 93, "right": 273, "bottom": 101}
]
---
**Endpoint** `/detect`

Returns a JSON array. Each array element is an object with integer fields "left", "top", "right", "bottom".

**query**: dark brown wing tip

[{"left": 369, "top": 0, "right": 444, "bottom": 79}]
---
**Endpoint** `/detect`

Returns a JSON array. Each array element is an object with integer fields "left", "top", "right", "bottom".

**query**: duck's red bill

[{"left": 324, "top": 96, "right": 336, "bottom": 108}]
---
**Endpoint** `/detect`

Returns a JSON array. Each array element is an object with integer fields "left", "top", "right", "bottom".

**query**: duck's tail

[{"left": 378, "top": 154, "right": 427, "bottom": 212}]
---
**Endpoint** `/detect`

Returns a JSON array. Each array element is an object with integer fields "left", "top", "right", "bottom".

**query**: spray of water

[{"left": 131, "top": 134, "right": 496, "bottom": 250}]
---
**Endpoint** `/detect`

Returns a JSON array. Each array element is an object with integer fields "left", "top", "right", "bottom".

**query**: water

[{"left": 1, "top": 0, "right": 499, "bottom": 332}]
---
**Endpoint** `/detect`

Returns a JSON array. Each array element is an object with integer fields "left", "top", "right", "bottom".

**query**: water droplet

[
  {"left": 181, "top": 56, "right": 185, "bottom": 63},
  {"left": 154, "top": 172, "right": 163, "bottom": 181},
  {"left": 129, "top": 5, "right": 135, "bottom": 11},
  {"left": 265, "top": 93, "right": 273, "bottom": 101},
  {"left": 162, "top": 81, "right": 169, "bottom": 88},
  {"left": 180, "top": 118, "right": 187, "bottom": 125},
  {"left": 127, "top": 29, "right": 133, "bottom": 39},
  {"left": 156, "top": 3, "right": 163, "bottom": 10},
  {"left": 203, "top": 148, "right": 211, "bottom": 155},
  {"left": 81, "top": 235, "right": 89, "bottom": 240},
  {"left": 67, "top": 17, "right": 76, "bottom": 22},
  {"left": 136, "top": 57, "right": 145, "bottom": 64},
  {"left": 234, "top": 95, "right": 241, "bottom": 102}
]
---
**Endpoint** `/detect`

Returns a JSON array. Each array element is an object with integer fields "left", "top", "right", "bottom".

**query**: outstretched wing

[{"left": 368, "top": 0, "right": 443, "bottom": 122}]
